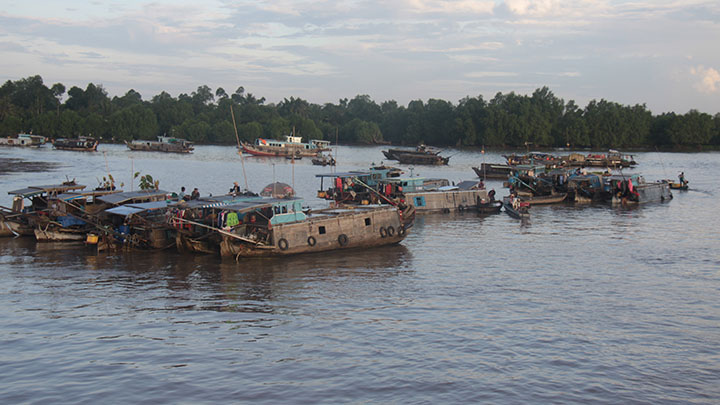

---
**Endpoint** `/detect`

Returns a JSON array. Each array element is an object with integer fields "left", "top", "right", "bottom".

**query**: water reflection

[{"left": 0, "top": 236, "right": 412, "bottom": 315}]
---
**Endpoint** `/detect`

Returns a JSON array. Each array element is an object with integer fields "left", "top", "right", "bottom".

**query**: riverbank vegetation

[{"left": 1, "top": 75, "right": 718, "bottom": 149}]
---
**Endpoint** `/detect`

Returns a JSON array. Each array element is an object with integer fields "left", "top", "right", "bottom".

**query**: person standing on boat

[{"left": 679, "top": 172, "right": 686, "bottom": 185}]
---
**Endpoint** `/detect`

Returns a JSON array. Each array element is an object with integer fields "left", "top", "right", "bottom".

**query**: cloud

[
  {"left": 466, "top": 71, "right": 517, "bottom": 78},
  {"left": 405, "top": 0, "right": 495, "bottom": 14},
  {"left": 690, "top": 65, "right": 720, "bottom": 93}
]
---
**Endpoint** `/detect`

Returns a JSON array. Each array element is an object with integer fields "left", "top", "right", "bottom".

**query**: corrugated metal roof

[
  {"left": 8, "top": 184, "right": 86, "bottom": 196},
  {"left": 96, "top": 190, "right": 168, "bottom": 205}
]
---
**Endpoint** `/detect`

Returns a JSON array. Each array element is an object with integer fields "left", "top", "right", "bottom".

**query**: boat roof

[
  {"left": 105, "top": 201, "right": 173, "bottom": 217},
  {"left": 315, "top": 171, "right": 374, "bottom": 178},
  {"left": 215, "top": 197, "right": 302, "bottom": 212},
  {"left": 96, "top": 189, "right": 169, "bottom": 205},
  {"left": 8, "top": 183, "right": 86, "bottom": 197},
  {"left": 54, "top": 190, "right": 121, "bottom": 201},
  {"left": 456, "top": 180, "right": 483, "bottom": 190},
  {"left": 512, "top": 164, "right": 546, "bottom": 170},
  {"left": 178, "top": 194, "right": 262, "bottom": 209}
]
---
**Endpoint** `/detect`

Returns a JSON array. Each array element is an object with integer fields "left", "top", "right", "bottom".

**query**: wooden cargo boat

[
  {"left": 4, "top": 181, "right": 87, "bottom": 237},
  {"left": 171, "top": 195, "right": 414, "bottom": 258},
  {"left": 53, "top": 136, "right": 98, "bottom": 151},
  {"left": 316, "top": 168, "right": 485, "bottom": 213},
  {"left": 473, "top": 164, "right": 513, "bottom": 179},
  {"left": 241, "top": 135, "right": 330, "bottom": 157},
  {"left": 33, "top": 188, "right": 123, "bottom": 242},
  {"left": 504, "top": 152, "right": 563, "bottom": 167},
  {"left": 218, "top": 200, "right": 413, "bottom": 258},
  {"left": 127, "top": 136, "right": 194, "bottom": 153},
  {"left": 382, "top": 144, "right": 449, "bottom": 165},
  {"left": 565, "top": 150, "right": 637, "bottom": 168},
  {"left": 608, "top": 175, "right": 672, "bottom": 204}
]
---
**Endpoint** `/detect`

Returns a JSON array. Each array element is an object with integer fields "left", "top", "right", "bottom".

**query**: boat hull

[
  {"left": 612, "top": 182, "right": 672, "bottom": 204},
  {"left": 34, "top": 228, "right": 87, "bottom": 242},
  {"left": 241, "top": 141, "right": 330, "bottom": 158},
  {"left": 219, "top": 207, "right": 408, "bottom": 258},
  {"left": 476, "top": 200, "right": 502, "bottom": 214},
  {"left": 405, "top": 189, "right": 488, "bottom": 213}
]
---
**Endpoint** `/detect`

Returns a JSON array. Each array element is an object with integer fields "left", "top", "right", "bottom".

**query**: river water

[{"left": 1, "top": 144, "right": 719, "bottom": 404}]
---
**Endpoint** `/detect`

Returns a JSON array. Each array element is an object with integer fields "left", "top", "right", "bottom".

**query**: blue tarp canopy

[
  {"left": 455, "top": 180, "right": 482, "bottom": 190},
  {"left": 105, "top": 200, "right": 173, "bottom": 217}
]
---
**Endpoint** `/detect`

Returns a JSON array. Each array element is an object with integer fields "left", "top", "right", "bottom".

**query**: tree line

[{"left": 1, "top": 75, "right": 718, "bottom": 149}]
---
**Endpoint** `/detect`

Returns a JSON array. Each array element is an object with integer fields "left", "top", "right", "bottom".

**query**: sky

[{"left": 1, "top": 0, "right": 719, "bottom": 114}]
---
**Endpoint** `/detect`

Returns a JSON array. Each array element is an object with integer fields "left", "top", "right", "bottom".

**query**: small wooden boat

[
  {"left": 502, "top": 197, "right": 530, "bottom": 219},
  {"left": 521, "top": 192, "right": 567, "bottom": 205},
  {"left": 667, "top": 182, "right": 688, "bottom": 190},
  {"left": 311, "top": 155, "right": 336, "bottom": 166},
  {"left": 664, "top": 179, "right": 688, "bottom": 190},
  {"left": 476, "top": 200, "right": 502, "bottom": 214}
]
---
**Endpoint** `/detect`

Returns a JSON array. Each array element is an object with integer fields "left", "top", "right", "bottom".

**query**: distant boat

[
  {"left": 311, "top": 154, "right": 336, "bottom": 166},
  {"left": 241, "top": 135, "right": 330, "bottom": 158},
  {"left": 53, "top": 136, "right": 99, "bottom": 151},
  {"left": 127, "top": 136, "right": 194, "bottom": 153},
  {"left": 382, "top": 144, "right": 450, "bottom": 165},
  {"left": 0, "top": 133, "right": 46, "bottom": 147}
]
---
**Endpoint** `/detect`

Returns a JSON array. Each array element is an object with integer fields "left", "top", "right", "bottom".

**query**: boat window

[
  {"left": 282, "top": 206, "right": 287, "bottom": 213},
  {"left": 365, "top": 218, "right": 371, "bottom": 226},
  {"left": 318, "top": 226, "right": 326, "bottom": 234}
]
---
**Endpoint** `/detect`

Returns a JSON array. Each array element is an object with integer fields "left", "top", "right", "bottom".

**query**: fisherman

[
  {"left": 190, "top": 188, "right": 200, "bottom": 200},
  {"left": 179, "top": 186, "right": 187, "bottom": 201},
  {"left": 229, "top": 182, "right": 241, "bottom": 194},
  {"left": 679, "top": 172, "right": 686, "bottom": 185}
]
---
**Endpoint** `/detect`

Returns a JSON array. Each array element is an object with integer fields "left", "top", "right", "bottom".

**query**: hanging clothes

[{"left": 226, "top": 212, "right": 239, "bottom": 227}]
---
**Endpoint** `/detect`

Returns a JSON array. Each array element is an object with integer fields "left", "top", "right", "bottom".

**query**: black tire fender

[
  {"left": 307, "top": 236, "right": 316, "bottom": 246},
  {"left": 338, "top": 234, "right": 348, "bottom": 246},
  {"left": 387, "top": 226, "right": 395, "bottom": 237},
  {"left": 379, "top": 227, "right": 387, "bottom": 238},
  {"left": 278, "top": 238, "right": 289, "bottom": 251}
]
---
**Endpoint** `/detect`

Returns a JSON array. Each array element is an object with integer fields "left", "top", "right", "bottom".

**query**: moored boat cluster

[
  {"left": 1, "top": 139, "right": 688, "bottom": 257},
  {"left": 0, "top": 179, "right": 415, "bottom": 259}
]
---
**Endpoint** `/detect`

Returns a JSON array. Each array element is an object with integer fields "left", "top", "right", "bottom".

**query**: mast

[{"left": 231, "top": 105, "right": 250, "bottom": 192}]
